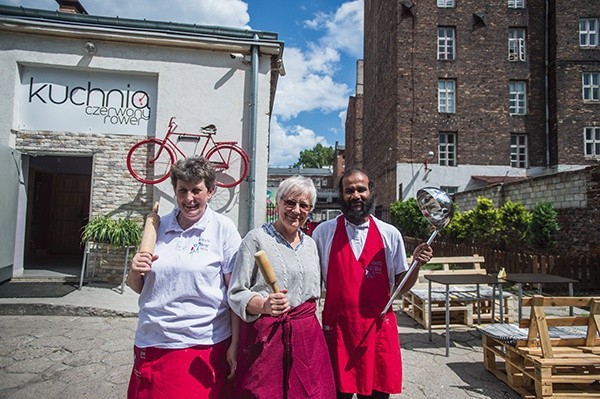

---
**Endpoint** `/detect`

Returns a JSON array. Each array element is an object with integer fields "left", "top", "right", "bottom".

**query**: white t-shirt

[
  {"left": 134, "top": 205, "right": 241, "bottom": 348},
  {"left": 312, "top": 215, "right": 409, "bottom": 291}
]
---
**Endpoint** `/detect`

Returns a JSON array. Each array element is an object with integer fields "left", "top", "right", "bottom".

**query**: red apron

[{"left": 322, "top": 216, "right": 402, "bottom": 395}]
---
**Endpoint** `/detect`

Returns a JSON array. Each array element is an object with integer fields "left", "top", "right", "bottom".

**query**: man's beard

[{"left": 341, "top": 197, "right": 374, "bottom": 225}]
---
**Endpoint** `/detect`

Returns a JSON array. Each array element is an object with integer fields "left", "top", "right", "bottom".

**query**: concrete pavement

[{"left": 0, "top": 283, "right": 521, "bottom": 399}]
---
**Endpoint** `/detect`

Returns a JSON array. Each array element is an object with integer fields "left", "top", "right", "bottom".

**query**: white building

[{"left": 0, "top": 1, "right": 284, "bottom": 281}]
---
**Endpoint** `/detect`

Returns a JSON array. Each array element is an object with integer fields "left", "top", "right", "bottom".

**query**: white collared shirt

[{"left": 312, "top": 215, "right": 409, "bottom": 290}]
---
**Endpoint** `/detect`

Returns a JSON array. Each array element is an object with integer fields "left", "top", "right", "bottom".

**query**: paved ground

[{"left": 0, "top": 284, "right": 522, "bottom": 399}]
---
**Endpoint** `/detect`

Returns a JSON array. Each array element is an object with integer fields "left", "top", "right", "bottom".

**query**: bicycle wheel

[
  {"left": 127, "top": 138, "right": 175, "bottom": 184},
  {"left": 205, "top": 144, "right": 249, "bottom": 188}
]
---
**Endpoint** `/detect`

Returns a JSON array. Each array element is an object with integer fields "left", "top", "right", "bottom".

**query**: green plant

[
  {"left": 529, "top": 202, "right": 559, "bottom": 249},
  {"left": 498, "top": 200, "right": 532, "bottom": 249},
  {"left": 81, "top": 215, "right": 142, "bottom": 247},
  {"left": 390, "top": 198, "right": 431, "bottom": 240}
]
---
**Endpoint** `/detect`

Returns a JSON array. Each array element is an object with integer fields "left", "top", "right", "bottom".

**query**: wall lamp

[
  {"left": 424, "top": 151, "right": 435, "bottom": 172},
  {"left": 84, "top": 41, "right": 96, "bottom": 56}
]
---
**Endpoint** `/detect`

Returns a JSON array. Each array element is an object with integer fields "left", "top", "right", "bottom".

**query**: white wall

[{"left": 0, "top": 29, "right": 275, "bottom": 235}]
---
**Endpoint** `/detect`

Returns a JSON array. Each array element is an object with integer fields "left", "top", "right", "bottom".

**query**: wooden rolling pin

[
  {"left": 254, "top": 250, "right": 280, "bottom": 293},
  {"left": 139, "top": 202, "right": 160, "bottom": 254}
]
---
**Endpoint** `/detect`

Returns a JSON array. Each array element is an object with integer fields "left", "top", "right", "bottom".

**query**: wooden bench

[
  {"left": 480, "top": 295, "right": 600, "bottom": 398},
  {"left": 401, "top": 255, "right": 514, "bottom": 328}
]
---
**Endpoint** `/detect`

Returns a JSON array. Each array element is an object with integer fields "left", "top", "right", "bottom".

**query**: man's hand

[{"left": 412, "top": 243, "right": 433, "bottom": 265}]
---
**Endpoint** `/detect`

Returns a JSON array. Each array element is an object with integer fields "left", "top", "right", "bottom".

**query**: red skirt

[
  {"left": 127, "top": 337, "right": 232, "bottom": 399},
  {"left": 234, "top": 300, "right": 336, "bottom": 399}
]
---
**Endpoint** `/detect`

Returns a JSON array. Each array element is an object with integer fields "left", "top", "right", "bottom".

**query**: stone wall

[
  {"left": 452, "top": 165, "right": 600, "bottom": 256},
  {"left": 17, "top": 131, "right": 153, "bottom": 282}
]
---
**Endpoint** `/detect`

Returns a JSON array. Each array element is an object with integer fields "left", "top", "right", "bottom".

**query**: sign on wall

[{"left": 19, "top": 66, "right": 157, "bottom": 136}]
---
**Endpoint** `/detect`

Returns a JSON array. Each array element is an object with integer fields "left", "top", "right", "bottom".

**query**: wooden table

[
  {"left": 504, "top": 273, "right": 578, "bottom": 320},
  {"left": 425, "top": 274, "right": 504, "bottom": 356}
]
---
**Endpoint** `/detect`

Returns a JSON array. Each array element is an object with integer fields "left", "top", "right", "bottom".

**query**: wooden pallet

[
  {"left": 480, "top": 295, "right": 600, "bottom": 398},
  {"left": 402, "top": 287, "right": 514, "bottom": 329}
]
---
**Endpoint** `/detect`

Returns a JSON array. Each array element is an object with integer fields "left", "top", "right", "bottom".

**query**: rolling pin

[
  {"left": 254, "top": 250, "right": 280, "bottom": 293},
  {"left": 139, "top": 202, "right": 160, "bottom": 254}
]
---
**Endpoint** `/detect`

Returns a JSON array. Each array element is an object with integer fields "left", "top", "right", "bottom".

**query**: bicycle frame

[
  {"left": 127, "top": 117, "right": 249, "bottom": 187},
  {"left": 153, "top": 117, "right": 240, "bottom": 165}
]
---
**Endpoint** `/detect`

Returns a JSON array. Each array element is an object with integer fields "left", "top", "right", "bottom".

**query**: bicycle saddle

[{"left": 201, "top": 124, "right": 217, "bottom": 134}]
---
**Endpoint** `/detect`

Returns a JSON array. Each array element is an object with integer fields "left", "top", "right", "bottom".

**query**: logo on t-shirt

[
  {"left": 190, "top": 237, "right": 210, "bottom": 253},
  {"left": 365, "top": 260, "right": 383, "bottom": 278}
]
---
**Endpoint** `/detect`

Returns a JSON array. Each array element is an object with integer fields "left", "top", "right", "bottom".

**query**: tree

[
  {"left": 390, "top": 198, "right": 431, "bottom": 240},
  {"left": 529, "top": 202, "right": 559, "bottom": 250},
  {"left": 293, "top": 143, "right": 334, "bottom": 168}
]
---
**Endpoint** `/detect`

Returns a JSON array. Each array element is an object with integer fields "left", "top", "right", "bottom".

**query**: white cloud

[
  {"left": 87, "top": 0, "right": 250, "bottom": 28},
  {"left": 304, "top": 0, "right": 364, "bottom": 58},
  {"left": 274, "top": 47, "right": 350, "bottom": 120},
  {"left": 268, "top": 116, "right": 330, "bottom": 167},
  {"left": 7, "top": 0, "right": 250, "bottom": 28}
]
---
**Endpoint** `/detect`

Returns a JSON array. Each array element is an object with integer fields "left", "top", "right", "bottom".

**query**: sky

[{"left": 1, "top": 0, "right": 364, "bottom": 167}]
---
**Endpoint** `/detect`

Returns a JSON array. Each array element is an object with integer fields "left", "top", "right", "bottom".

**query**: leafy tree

[
  {"left": 498, "top": 200, "right": 532, "bottom": 249},
  {"left": 390, "top": 198, "right": 431, "bottom": 240},
  {"left": 293, "top": 143, "right": 334, "bottom": 168},
  {"left": 457, "top": 197, "right": 501, "bottom": 244},
  {"left": 529, "top": 202, "right": 559, "bottom": 250}
]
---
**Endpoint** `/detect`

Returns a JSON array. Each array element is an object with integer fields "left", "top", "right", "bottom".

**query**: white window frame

[
  {"left": 580, "top": 18, "right": 599, "bottom": 47},
  {"left": 437, "top": 0, "right": 455, "bottom": 8},
  {"left": 508, "top": 0, "right": 525, "bottom": 9},
  {"left": 440, "top": 186, "right": 459, "bottom": 195},
  {"left": 584, "top": 127, "right": 600, "bottom": 156},
  {"left": 583, "top": 72, "right": 600, "bottom": 101},
  {"left": 510, "top": 134, "right": 528, "bottom": 168},
  {"left": 439, "top": 132, "right": 457, "bottom": 166},
  {"left": 438, "top": 79, "right": 456, "bottom": 113},
  {"left": 438, "top": 27, "right": 456, "bottom": 60},
  {"left": 509, "top": 81, "right": 527, "bottom": 115},
  {"left": 508, "top": 29, "right": 526, "bottom": 61}
]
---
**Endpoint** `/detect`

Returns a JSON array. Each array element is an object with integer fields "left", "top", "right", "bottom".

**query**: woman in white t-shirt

[{"left": 126, "top": 156, "right": 241, "bottom": 399}]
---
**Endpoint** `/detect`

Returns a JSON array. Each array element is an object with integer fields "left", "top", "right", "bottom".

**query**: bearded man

[{"left": 312, "top": 168, "right": 432, "bottom": 399}]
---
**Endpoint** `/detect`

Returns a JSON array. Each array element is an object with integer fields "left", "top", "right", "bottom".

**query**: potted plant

[{"left": 81, "top": 215, "right": 142, "bottom": 283}]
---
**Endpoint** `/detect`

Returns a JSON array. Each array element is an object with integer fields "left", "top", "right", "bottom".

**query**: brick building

[{"left": 348, "top": 0, "right": 600, "bottom": 208}]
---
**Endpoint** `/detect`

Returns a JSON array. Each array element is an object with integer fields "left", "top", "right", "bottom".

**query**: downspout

[
  {"left": 544, "top": 0, "right": 550, "bottom": 168},
  {"left": 248, "top": 34, "right": 259, "bottom": 232}
]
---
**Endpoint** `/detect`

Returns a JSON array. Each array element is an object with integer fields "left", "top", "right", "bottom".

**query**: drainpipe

[
  {"left": 248, "top": 35, "right": 259, "bottom": 232},
  {"left": 544, "top": 0, "right": 550, "bottom": 168}
]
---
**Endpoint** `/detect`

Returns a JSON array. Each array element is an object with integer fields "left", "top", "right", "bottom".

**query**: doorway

[{"left": 24, "top": 156, "right": 92, "bottom": 277}]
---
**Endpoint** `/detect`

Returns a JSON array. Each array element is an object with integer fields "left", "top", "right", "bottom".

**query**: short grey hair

[
  {"left": 276, "top": 176, "right": 317, "bottom": 210},
  {"left": 170, "top": 156, "right": 216, "bottom": 191}
]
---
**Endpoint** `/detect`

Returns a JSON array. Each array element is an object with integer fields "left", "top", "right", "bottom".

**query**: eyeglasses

[{"left": 282, "top": 199, "right": 311, "bottom": 212}]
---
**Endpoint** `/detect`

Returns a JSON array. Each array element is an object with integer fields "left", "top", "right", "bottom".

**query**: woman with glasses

[{"left": 228, "top": 176, "right": 335, "bottom": 399}]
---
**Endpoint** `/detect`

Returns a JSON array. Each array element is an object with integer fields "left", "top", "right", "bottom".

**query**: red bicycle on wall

[{"left": 126, "top": 117, "right": 249, "bottom": 188}]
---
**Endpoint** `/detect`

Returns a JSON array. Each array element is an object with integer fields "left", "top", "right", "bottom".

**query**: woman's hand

[
  {"left": 130, "top": 252, "right": 157, "bottom": 277},
  {"left": 226, "top": 342, "right": 237, "bottom": 380},
  {"left": 261, "top": 289, "right": 290, "bottom": 316}
]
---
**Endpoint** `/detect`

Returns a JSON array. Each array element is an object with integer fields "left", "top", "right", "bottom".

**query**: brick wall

[{"left": 452, "top": 164, "right": 600, "bottom": 256}]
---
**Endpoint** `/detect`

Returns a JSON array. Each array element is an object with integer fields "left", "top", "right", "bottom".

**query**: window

[
  {"left": 508, "top": 0, "right": 525, "bottom": 8},
  {"left": 580, "top": 18, "right": 599, "bottom": 47},
  {"left": 438, "top": 27, "right": 456, "bottom": 60},
  {"left": 440, "top": 186, "right": 458, "bottom": 195},
  {"left": 510, "top": 134, "right": 528, "bottom": 168},
  {"left": 583, "top": 72, "right": 600, "bottom": 101},
  {"left": 584, "top": 127, "right": 600, "bottom": 156},
  {"left": 437, "top": 0, "right": 454, "bottom": 8},
  {"left": 438, "top": 79, "right": 456, "bottom": 113},
  {"left": 439, "top": 132, "right": 457, "bottom": 166},
  {"left": 509, "top": 81, "right": 527, "bottom": 115},
  {"left": 508, "top": 28, "right": 526, "bottom": 61}
]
